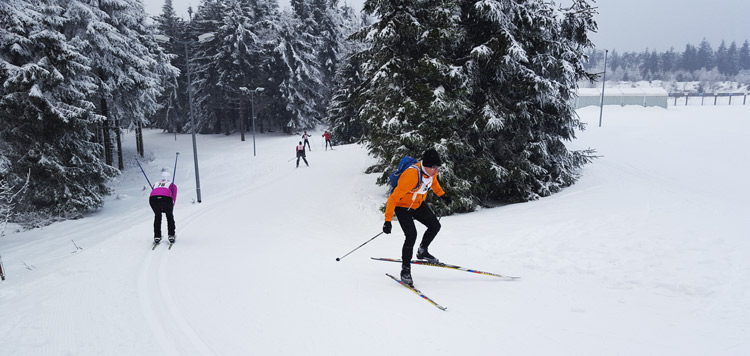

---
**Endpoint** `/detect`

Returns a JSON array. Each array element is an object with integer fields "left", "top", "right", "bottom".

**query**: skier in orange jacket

[{"left": 382, "top": 149, "right": 452, "bottom": 286}]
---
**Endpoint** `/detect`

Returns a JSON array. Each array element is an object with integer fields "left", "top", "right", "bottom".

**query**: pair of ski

[
  {"left": 152, "top": 240, "right": 175, "bottom": 250},
  {"left": 374, "top": 257, "right": 519, "bottom": 311}
]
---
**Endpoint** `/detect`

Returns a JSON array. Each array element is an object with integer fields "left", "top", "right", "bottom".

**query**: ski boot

[
  {"left": 154, "top": 236, "right": 162, "bottom": 244},
  {"left": 416, "top": 247, "right": 439, "bottom": 263},
  {"left": 400, "top": 266, "right": 413, "bottom": 287},
  {"left": 168, "top": 235, "right": 175, "bottom": 243}
]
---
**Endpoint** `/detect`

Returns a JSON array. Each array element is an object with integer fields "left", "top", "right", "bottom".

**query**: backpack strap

[{"left": 408, "top": 164, "right": 423, "bottom": 192}]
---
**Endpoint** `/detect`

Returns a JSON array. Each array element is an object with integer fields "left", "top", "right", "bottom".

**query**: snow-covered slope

[{"left": 1, "top": 105, "right": 748, "bottom": 355}]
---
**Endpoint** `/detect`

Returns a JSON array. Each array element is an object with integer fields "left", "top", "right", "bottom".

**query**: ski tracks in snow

[
  {"left": 137, "top": 203, "right": 223, "bottom": 356},
  {"left": 135, "top": 152, "right": 289, "bottom": 355}
]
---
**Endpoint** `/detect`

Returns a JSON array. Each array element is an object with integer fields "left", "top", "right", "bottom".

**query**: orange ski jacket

[{"left": 384, "top": 162, "right": 445, "bottom": 222}]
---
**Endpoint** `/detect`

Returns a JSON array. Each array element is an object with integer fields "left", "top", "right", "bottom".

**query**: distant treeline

[{"left": 583, "top": 39, "right": 750, "bottom": 85}]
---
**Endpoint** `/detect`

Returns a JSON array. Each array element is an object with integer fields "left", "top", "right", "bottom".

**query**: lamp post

[
  {"left": 155, "top": 32, "right": 215, "bottom": 203},
  {"left": 598, "top": 49, "right": 608, "bottom": 128},
  {"left": 240, "top": 87, "right": 264, "bottom": 156}
]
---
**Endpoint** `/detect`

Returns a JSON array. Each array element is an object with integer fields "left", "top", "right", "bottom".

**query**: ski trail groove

[{"left": 137, "top": 201, "right": 226, "bottom": 356}]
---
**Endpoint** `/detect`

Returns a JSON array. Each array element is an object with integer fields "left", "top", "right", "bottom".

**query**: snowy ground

[{"left": 1, "top": 105, "right": 749, "bottom": 356}]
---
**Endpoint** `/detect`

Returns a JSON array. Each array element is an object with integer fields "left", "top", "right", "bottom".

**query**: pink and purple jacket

[{"left": 150, "top": 180, "right": 178, "bottom": 206}]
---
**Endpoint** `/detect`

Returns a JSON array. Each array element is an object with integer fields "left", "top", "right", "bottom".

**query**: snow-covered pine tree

[
  {"left": 63, "top": 0, "right": 174, "bottom": 169},
  {"left": 188, "top": 0, "right": 224, "bottom": 134},
  {"left": 326, "top": 52, "right": 366, "bottom": 144},
  {"left": 94, "top": 0, "right": 176, "bottom": 169},
  {"left": 681, "top": 44, "right": 698, "bottom": 72},
  {"left": 310, "top": 0, "right": 339, "bottom": 111},
  {"left": 188, "top": 0, "right": 280, "bottom": 134},
  {"left": 726, "top": 41, "right": 740, "bottom": 76},
  {"left": 353, "top": 0, "right": 467, "bottom": 206},
  {"left": 211, "top": 0, "right": 259, "bottom": 136},
  {"left": 325, "top": 4, "right": 369, "bottom": 144},
  {"left": 696, "top": 39, "right": 714, "bottom": 70},
  {"left": 353, "top": 0, "right": 597, "bottom": 212},
  {"left": 740, "top": 40, "right": 750, "bottom": 71},
  {"left": 217, "top": 0, "right": 274, "bottom": 137},
  {"left": 267, "top": 10, "right": 325, "bottom": 131},
  {"left": 0, "top": 0, "right": 117, "bottom": 223},
  {"left": 153, "top": 0, "right": 187, "bottom": 135},
  {"left": 436, "top": 0, "right": 597, "bottom": 206}
]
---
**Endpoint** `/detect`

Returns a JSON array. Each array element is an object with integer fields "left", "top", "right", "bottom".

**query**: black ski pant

[
  {"left": 304, "top": 139, "right": 311, "bottom": 151},
  {"left": 149, "top": 195, "right": 175, "bottom": 237},
  {"left": 395, "top": 204, "right": 441, "bottom": 269},
  {"left": 296, "top": 153, "right": 308, "bottom": 167},
  {"left": 325, "top": 140, "right": 332, "bottom": 150}
]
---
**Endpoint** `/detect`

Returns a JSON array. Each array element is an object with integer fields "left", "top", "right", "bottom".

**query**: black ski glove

[
  {"left": 441, "top": 195, "right": 452, "bottom": 205},
  {"left": 383, "top": 221, "right": 392, "bottom": 234}
]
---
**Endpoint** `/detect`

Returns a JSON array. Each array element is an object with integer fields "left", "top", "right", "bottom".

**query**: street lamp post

[
  {"left": 251, "top": 88, "right": 264, "bottom": 157},
  {"left": 241, "top": 87, "right": 264, "bottom": 156},
  {"left": 155, "top": 33, "right": 214, "bottom": 203},
  {"left": 183, "top": 41, "right": 202, "bottom": 203},
  {"left": 598, "top": 49, "right": 608, "bottom": 128}
]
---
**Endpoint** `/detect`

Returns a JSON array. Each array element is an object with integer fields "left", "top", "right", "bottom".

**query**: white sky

[{"left": 141, "top": 0, "right": 750, "bottom": 53}]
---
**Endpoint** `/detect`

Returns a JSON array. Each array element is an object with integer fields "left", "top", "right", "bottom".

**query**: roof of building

[{"left": 577, "top": 87, "right": 669, "bottom": 97}]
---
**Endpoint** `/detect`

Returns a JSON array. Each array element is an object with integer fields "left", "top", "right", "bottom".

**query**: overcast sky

[{"left": 142, "top": 0, "right": 750, "bottom": 53}]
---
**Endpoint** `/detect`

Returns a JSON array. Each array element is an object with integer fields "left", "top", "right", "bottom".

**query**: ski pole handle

[{"left": 336, "top": 232, "right": 384, "bottom": 262}]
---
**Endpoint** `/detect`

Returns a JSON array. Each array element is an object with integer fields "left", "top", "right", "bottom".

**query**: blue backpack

[{"left": 389, "top": 156, "right": 423, "bottom": 193}]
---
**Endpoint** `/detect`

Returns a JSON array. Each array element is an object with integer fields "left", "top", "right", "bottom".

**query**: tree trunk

[
  {"left": 101, "top": 98, "right": 113, "bottom": 166},
  {"left": 224, "top": 106, "right": 231, "bottom": 136},
  {"left": 94, "top": 122, "right": 103, "bottom": 158},
  {"left": 136, "top": 122, "right": 144, "bottom": 157},
  {"left": 114, "top": 116, "right": 123, "bottom": 170},
  {"left": 239, "top": 100, "right": 246, "bottom": 141}
]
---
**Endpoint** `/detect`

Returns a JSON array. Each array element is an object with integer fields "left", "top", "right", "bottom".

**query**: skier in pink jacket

[{"left": 150, "top": 171, "right": 178, "bottom": 243}]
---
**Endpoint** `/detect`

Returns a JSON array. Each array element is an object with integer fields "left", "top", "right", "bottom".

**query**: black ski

[
  {"left": 373, "top": 257, "right": 519, "bottom": 279},
  {"left": 168, "top": 242, "right": 174, "bottom": 250},
  {"left": 151, "top": 241, "right": 160, "bottom": 250},
  {"left": 385, "top": 273, "right": 447, "bottom": 311}
]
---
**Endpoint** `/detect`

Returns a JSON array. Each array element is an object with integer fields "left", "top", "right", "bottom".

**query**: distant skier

[
  {"left": 296, "top": 141, "right": 309, "bottom": 168},
  {"left": 150, "top": 170, "right": 178, "bottom": 243},
  {"left": 322, "top": 130, "right": 333, "bottom": 151},
  {"left": 382, "top": 149, "right": 452, "bottom": 286},
  {"left": 302, "top": 130, "right": 312, "bottom": 151}
]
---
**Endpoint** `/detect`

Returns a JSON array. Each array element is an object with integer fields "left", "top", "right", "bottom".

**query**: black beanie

[{"left": 422, "top": 149, "right": 442, "bottom": 167}]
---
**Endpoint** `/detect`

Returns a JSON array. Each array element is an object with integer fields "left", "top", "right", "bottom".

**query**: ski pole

[
  {"left": 135, "top": 157, "right": 153, "bottom": 189},
  {"left": 172, "top": 152, "right": 180, "bottom": 183},
  {"left": 336, "top": 232, "right": 384, "bottom": 261}
]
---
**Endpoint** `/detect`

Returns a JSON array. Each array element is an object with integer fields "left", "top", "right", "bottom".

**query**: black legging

[
  {"left": 296, "top": 152, "right": 308, "bottom": 167},
  {"left": 149, "top": 195, "right": 175, "bottom": 237},
  {"left": 395, "top": 204, "right": 441, "bottom": 269}
]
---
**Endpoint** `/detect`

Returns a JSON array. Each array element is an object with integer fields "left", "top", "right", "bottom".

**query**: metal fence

[{"left": 668, "top": 92, "right": 749, "bottom": 106}]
